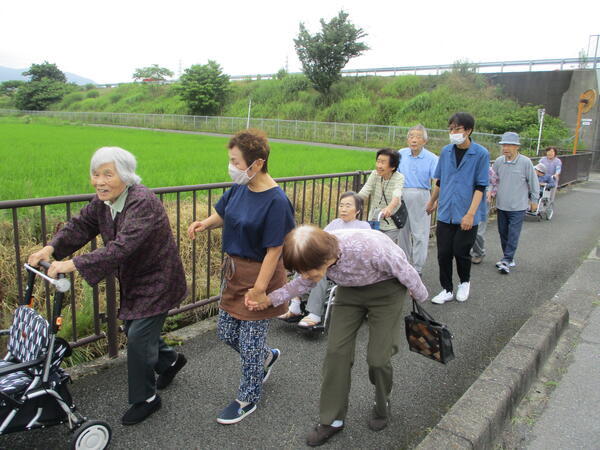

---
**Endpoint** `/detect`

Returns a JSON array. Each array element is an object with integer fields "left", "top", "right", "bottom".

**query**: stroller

[
  {"left": 0, "top": 261, "right": 111, "bottom": 449},
  {"left": 526, "top": 184, "right": 555, "bottom": 221}
]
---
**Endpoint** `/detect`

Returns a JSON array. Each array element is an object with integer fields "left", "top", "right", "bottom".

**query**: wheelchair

[
  {"left": 0, "top": 262, "right": 111, "bottom": 449},
  {"left": 287, "top": 283, "right": 337, "bottom": 335},
  {"left": 526, "top": 184, "right": 555, "bottom": 221}
]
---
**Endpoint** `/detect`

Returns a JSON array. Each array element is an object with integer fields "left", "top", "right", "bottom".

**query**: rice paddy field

[
  {"left": 0, "top": 116, "right": 375, "bottom": 361},
  {"left": 0, "top": 116, "right": 375, "bottom": 201}
]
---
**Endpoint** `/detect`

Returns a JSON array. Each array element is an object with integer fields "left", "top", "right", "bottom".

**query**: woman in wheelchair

[
  {"left": 277, "top": 192, "right": 370, "bottom": 329},
  {"left": 245, "top": 225, "right": 427, "bottom": 446},
  {"left": 534, "top": 163, "right": 556, "bottom": 191}
]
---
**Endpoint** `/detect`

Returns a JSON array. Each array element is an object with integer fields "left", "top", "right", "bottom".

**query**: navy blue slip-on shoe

[
  {"left": 216, "top": 400, "right": 257, "bottom": 425},
  {"left": 263, "top": 348, "right": 280, "bottom": 383}
]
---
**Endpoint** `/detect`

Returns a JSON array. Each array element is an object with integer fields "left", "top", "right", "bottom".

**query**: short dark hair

[
  {"left": 282, "top": 225, "right": 340, "bottom": 273},
  {"left": 448, "top": 112, "right": 475, "bottom": 136},
  {"left": 376, "top": 148, "right": 399, "bottom": 170},
  {"left": 228, "top": 128, "right": 270, "bottom": 173},
  {"left": 545, "top": 146, "right": 558, "bottom": 157},
  {"left": 339, "top": 191, "right": 363, "bottom": 215}
]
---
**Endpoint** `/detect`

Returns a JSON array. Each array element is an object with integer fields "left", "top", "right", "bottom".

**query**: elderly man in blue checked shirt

[
  {"left": 397, "top": 124, "right": 438, "bottom": 276},
  {"left": 426, "top": 112, "right": 489, "bottom": 305}
]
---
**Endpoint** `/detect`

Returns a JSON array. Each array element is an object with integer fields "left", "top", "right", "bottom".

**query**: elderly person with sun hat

[{"left": 28, "top": 146, "right": 188, "bottom": 426}]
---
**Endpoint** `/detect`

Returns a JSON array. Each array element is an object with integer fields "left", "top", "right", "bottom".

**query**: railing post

[
  {"left": 352, "top": 171, "right": 363, "bottom": 192},
  {"left": 105, "top": 274, "right": 119, "bottom": 358}
]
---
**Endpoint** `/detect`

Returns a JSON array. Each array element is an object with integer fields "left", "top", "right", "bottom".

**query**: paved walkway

[
  {"left": 528, "top": 305, "right": 600, "bottom": 450},
  {"left": 3, "top": 175, "right": 600, "bottom": 450}
]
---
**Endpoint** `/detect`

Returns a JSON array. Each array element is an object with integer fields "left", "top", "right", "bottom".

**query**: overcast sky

[{"left": 2, "top": 0, "right": 599, "bottom": 84}]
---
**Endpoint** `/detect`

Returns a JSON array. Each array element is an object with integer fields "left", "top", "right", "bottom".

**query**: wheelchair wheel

[
  {"left": 545, "top": 204, "right": 554, "bottom": 221},
  {"left": 70, "top": 420, "right": 111, "bottom": 450}
]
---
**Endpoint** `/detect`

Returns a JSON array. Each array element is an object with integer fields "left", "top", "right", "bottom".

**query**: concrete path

[
  {"left": 2, "top": 175, "right": 600, "bottom": 450},
  {"left": 527, "top": 305, "right": 600, "bottom": 450}
]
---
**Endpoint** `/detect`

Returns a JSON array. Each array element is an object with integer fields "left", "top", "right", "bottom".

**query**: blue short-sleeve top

[{"left": 215, "top": 184, "right": 296, "bottom": 262}]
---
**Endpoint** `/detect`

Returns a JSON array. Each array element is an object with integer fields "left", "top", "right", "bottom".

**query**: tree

[
  {"left": 294, "top": 10, "right": 368, "bottom": 96},
  {"left": 14, "top": 78, "right": 68, "bottom": 110},
  {"left": 175, "top": 60, "right": 230, "bottom": 115},
  {"left": 23, "top": 61, "right": 67, "bottom": 83},
  {"left": 15, "top": 62, "right": 68, "bottom": 110},
  {"left": 0, "top": 80, "right": 25, "bottom": 97},
  {"left": 132, "top": 64, "right": 174, "bottom": 82}
]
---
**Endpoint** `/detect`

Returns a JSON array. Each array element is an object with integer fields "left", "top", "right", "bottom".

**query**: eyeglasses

[{"left": 448, "top": 126, "right": 465, "bottom": 133}]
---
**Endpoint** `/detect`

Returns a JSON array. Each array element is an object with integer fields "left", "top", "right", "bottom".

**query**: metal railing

[
  {"left": 0, "top": 153, "right": 592, "bottom": 358},
  {"left": 0, "top": 172, "right": 367, "bottom": 358},
  {"left": 0, "top": 109, "right": 551, "bottom": 155},
  {"left": 229, "top": 57, "right": 600, "bottom": 80}
]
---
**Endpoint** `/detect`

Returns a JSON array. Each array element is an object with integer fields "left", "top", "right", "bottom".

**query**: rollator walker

[{"left": 0, "top": 261, "right": 111, "bottom": 449}]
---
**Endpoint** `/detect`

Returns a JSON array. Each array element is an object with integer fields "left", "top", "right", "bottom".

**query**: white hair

[
  {"left": 90, "top": 147, "right": 142, "bottom": 185},
  {"left": 292, "top": 225, "right": 315, "bottom": 253},
  {"left": 407, "top": 124, "right": 428, "bottom": 141}
]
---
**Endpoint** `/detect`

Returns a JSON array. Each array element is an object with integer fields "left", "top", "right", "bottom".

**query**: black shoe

[
  {"left": 368, "top": 401, "right": 391, "bottom": 431},
  {"left": 157, "top": 353, "right": 187, "bottom": 390},
  {"left": 306, "top": 423, "right": 344, "bottom": 447},
  {"left": 122, "top": 395, "right": 161, "bottom": 425}
]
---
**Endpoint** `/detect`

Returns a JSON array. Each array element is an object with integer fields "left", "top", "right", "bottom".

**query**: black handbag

[
  {"left": 404, "top": 298, "right": 455, "bottom": 364},
  {"left": 380, "top": 181, "right": 408, "bottom": 229}
]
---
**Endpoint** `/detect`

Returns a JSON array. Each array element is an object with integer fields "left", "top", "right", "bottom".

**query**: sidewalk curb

[{"left": 417, "top": 301, "right": 569, "bottom": 450}]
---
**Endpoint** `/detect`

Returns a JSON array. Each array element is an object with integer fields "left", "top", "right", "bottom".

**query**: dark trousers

[
  {"left": 319, "top": 279, "right": 406, "bottom": 424},
  {"left": 124, "top": 313, "right": 177, "bottom": 404},
  {"left": 436, "top": 221, "right": 478, "bottom": 292},
  {"left": 497, "top": 209, "right": 526, "bottom": 262}
]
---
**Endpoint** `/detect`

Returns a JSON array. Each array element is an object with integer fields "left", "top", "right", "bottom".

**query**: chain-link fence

[{"left": 1, "top": 109, "right": 551, "bottom": 157}]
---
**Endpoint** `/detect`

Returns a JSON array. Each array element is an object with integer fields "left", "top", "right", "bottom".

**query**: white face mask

[
  {"left": 449, "top": 133, "right": 466, "bottom": 146},
  {"left": 228, "top": 161, "right": 258, "bottom": 185}
]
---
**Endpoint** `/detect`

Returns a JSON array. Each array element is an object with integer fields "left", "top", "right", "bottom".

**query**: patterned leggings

[{"left": 217, "top": 310, "right": 271, "bottom": 403}]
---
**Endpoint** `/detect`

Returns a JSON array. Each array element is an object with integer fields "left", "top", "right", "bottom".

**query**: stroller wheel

[{"left": 71, "top": 420, "right": 111, "bottom": 450}]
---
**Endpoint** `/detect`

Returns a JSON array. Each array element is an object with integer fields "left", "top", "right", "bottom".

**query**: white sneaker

[
  {"left": 431, "top": 290, "right": 454, "bottom": 304},
  {"left": 456, "top": 282, "right": 470, "bottom": 302}
]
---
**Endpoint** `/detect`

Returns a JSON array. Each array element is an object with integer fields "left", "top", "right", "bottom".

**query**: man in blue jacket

[{"left": 426, "top": 112, "right": 489, "bottom": 304}]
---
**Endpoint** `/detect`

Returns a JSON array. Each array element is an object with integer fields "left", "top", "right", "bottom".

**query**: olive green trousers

[{"left": 319, "top": 278, "right": 407, "bottom": 425}]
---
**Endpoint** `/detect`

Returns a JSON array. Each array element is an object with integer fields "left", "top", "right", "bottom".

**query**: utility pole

[
  {"left": 593, "top": 34, "right": 600, "bottom": 70},
  {"left": 536, "top": 108, "right": 545, "bottom": 156},
  {"left": 246, "top": 98, "right": 252, "bottom": 129}
]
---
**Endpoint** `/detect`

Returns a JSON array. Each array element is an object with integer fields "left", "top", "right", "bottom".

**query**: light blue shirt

[
  {"left": 433, "top": 141, "right": 490, "bottom": 225},
  {"left": 397, "top": 147, "right": 438, "bottom": 189}
]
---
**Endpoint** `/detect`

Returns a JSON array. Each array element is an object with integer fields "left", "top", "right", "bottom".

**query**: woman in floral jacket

[{"left": 28, "top": 146, "right": 187, "bottom": 426}]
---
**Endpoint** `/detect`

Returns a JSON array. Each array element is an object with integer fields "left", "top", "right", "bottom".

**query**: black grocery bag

[{"left": 405, "top": 298, "right": 455, "bottom": 364}]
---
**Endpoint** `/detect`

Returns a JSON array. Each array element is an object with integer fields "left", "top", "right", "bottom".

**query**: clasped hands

[{"left": 244, "top": 288, "right": 272, "bottom": 311}]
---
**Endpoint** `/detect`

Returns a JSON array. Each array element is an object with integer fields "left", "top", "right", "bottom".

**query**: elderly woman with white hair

[
  {"left": 245, "top": 225, "right": 427, "bottom": 446},
  {"left": 28, "top": 146, "right": 188, "bottom": 426}
]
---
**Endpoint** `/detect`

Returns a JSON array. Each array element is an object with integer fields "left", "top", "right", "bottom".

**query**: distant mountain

[{"left": 0, "top": 66, "right": 96, "bottom": 85}]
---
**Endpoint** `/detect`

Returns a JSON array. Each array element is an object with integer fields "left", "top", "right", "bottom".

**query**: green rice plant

[{"left": 0, "top": 118, "right": 374, "bottom": 201}]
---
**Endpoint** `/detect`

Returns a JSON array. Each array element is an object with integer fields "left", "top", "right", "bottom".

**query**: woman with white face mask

[{"left": 187, "top": 129, "right": 295, "bottom": 425}]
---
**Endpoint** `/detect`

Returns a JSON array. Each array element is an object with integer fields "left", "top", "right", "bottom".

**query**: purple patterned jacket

[{"left": 49, "top": 184, "right": 187, "bottom": 320}]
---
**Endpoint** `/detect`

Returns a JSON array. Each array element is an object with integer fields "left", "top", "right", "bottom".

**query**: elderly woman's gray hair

[
  {"left": 407, "top": 124, "right": 428, "bottom": 141},
  {"left": 90, "top": 147, "right": 142, "bottom": 186}
]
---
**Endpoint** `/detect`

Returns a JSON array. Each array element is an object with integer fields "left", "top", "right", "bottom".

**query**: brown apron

[{"left": 219, "top": 255, "right": 288, "bottom": 321}]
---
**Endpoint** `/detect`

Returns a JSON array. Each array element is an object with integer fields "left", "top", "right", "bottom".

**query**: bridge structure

[{"left": 229, "top": 57, "right": 600, "bottom": 81}]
